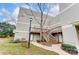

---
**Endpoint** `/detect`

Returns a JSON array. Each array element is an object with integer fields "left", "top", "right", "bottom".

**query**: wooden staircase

[{"left": 42, "top": 32, "right": 58, "bottom": 46}]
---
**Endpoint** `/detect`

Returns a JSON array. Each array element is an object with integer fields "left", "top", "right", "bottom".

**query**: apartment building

[{"left": 14, "top": 3, "right": 79, "bottom": 52}]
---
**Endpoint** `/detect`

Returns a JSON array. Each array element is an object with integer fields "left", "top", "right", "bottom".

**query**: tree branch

[
  {"left": 26, "top": 3, "right": 41, "bottom": 25},
  {"left": 42, "top": 4, "right": 51, "bottom": 26}
]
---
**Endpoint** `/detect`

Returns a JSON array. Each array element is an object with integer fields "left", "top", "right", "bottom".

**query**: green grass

[{"left": 0, "top": 37, "right": 58, "bottom": 55}]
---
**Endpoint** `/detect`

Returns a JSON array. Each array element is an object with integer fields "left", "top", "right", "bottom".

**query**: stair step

[{"left": 42, "top": 32, "right": 58, "bottom": 46}]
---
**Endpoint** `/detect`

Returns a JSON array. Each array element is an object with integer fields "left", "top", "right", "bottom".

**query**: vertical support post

[{"left": 28, "top": 18, "right": 32, "bottom": 48}]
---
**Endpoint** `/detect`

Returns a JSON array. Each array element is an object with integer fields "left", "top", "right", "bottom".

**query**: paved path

[{"left": 31, "top": 42, "right": 70, "bottom": 55}]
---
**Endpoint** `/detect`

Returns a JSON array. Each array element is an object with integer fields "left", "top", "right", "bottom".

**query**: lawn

[{"left": 0, "top": 37, "right": 58, "bottom": 55}]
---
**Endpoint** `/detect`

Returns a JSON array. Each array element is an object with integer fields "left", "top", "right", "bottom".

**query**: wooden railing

[{"left": 42, "top": 32, "right": 58, "bottom": 46}]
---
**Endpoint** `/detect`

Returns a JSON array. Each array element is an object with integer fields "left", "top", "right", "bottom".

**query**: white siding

[
  {"left": 14, "top": 32, "right": 29, "bottom": 40},
  {"left": 62, "top": 24, "right": 78, "bottom": 46}
]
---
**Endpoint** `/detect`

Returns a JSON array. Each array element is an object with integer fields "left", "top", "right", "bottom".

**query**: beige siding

[
  {"left": 16, "top": 23, "right": 29, "bottom": 31},
  {"left": 14, "top": 32, "right": 29, "bottom": 40},
  {"left": 59, "top": 4, "right": 79, "bottom": 25},
  {"left": 59, "top": 3, "right": 71, "bottom": 12}
]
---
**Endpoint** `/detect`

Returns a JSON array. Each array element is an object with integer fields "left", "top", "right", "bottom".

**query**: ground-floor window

[{"left": 31, "top": 33, "right": 40, "bottom": 41}]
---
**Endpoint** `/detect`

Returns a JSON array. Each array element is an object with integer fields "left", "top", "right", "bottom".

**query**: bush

[
  {"left": 0, "top": 32, "right": 7, "bottom": 38},
  {"left": 62, "top": 44, "right": 76, "bottom": 49},
  {"left": 61, "top": 44, "right": 78, "bottom": 54},
  {"left": 0, "top": 22, "right": 15, "bottom": 38}
]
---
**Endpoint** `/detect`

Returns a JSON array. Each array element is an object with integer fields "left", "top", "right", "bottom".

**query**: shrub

[
  {"left": 0, "top": 32, "right": 7, "bottom": 38},
  {"left": 0, "top": 22, "right": 15, "bottom": 38},
  {"left": 62, "top": 44, "right": 76, "bottom": 49},
  {"left": 61, "top": 44, "right": 78, "bottom": 54}
]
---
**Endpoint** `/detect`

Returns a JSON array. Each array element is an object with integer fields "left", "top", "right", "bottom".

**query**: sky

[
  {"left": 0, "top": 3, "right": 59, "bottom": 25},
  {"left": 0, "top": 3, "right": 17, "bottom": 22}
]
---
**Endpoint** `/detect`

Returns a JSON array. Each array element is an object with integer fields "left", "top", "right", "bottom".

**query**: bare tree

[{"left": 26, "top": 3, "right": 51, "bottom": 40}]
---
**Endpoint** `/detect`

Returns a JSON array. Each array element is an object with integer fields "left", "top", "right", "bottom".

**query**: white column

[{"left": 62, "top": 24, "right": 79, "bottom": 52}]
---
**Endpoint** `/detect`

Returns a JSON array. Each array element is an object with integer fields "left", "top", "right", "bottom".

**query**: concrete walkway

[{"left": 31, "top": 42, "right": 70, "bottom": 55}]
